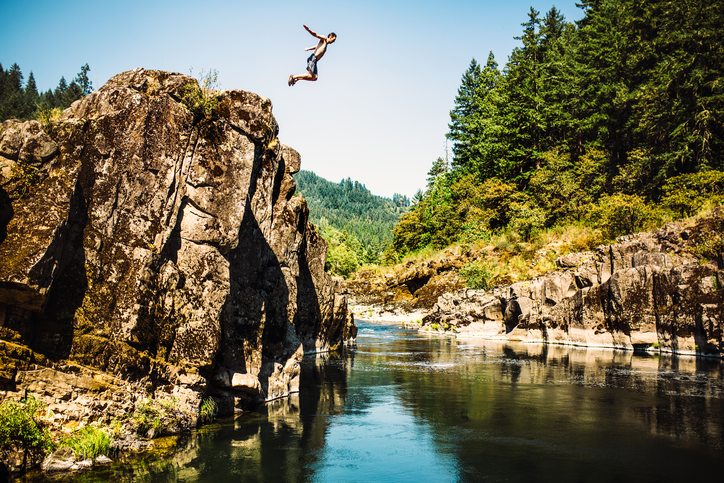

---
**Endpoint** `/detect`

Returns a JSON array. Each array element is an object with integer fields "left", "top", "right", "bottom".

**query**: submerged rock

[{"left": 0, "top": 69, "right": 357, "bottom": 436}]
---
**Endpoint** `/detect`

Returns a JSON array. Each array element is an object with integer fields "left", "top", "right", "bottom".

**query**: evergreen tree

[
  {"left": 75, "top": 63, "right": 93, "bottom": 96},
  {"left": 447, "top": 58, "right": 481, "bottom": 171},
  {"left": 499, "top": 7, "right": 544, "bottom": 184},
  {"left": 25, "top": 72, "right": 39, "bottom": 117},
  {"left": 427, "top": 157, "right": 448, "bottom": 188},
  {"left": 469, "top": 51, "right": 507, "bottom": 179},
  {"left": 2, "top": 63, "right": 25, "bottom": 120},
  {"left": 0, "top": 62, "right": 93, "bottom": 121},
  {"left": 54, "top": 76, "right": 68, "bottom": 106}
]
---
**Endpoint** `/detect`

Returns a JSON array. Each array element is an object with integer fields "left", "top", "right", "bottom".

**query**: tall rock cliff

[
  {"left": 422, "top": 212, "right": 723, "bottom": 356},
  {"left": 0, "top": 69, "right": 356, "bottom": 425}
]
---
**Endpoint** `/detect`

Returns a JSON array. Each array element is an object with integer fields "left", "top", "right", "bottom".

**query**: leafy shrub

[
  {"left": 585, "top": 193, "right": 664, "bottom": 240},
  {"left": 182, "top": 68, "right": 220, "bottom": 126},
  {"left": 9, "top": 162, "right": 39, "bottom": 200},
  {"left": 36, "top": 106, "right": 63, "bottom": 140},
  {"left": 687, "top": 220, "right": 724, "bottom": 261},
  {"left": 460, "top": 260, "right": 496, "bottom": 290},
  {"left": 661, "top": 171, "right": 724, "bottom": 217},
  {"left": 508, "top": 203, "right": 546, "bottom": 241},
  {"left": 199, "top": 397, "right": 218, "bottom": 424},
  {"left": 131, "top": 396, "right": 181, "bottom": 438},
  {"left": 61, "top": 425, "right": 111, "bottom": 460},
  {"left": 0, "top": 396, "right": 53, "bottom": 453}
]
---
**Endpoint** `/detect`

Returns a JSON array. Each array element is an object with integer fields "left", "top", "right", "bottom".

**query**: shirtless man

[{"left": 288, "top": 25, "right": 336, "bottom": 86}]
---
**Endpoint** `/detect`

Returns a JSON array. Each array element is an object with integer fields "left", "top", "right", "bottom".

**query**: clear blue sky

[{"left": 1, "top": 0, "right": 583, "bottom": 199}]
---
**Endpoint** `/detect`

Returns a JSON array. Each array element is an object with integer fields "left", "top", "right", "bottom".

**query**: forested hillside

[
  {"left": 0, "top": 63, "right": 93, "bottom": 121},
  {"left": 294, "top": 170, "right": 409, "bottom": 275},
  {"left": 390, "top": 0, "right": 724, "bottom": 260}
]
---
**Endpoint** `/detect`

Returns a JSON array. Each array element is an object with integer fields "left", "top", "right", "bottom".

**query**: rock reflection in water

[
  {"left": 17, "top": 323, "right": 724, "bottom": 482},
  {"left": 167, "top": 352, "right": 353, "bottom": 482}
]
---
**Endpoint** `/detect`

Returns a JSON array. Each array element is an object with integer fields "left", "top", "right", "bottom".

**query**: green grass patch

[{"left": 61, "top": 425, "right": 112, "bottom": 460}]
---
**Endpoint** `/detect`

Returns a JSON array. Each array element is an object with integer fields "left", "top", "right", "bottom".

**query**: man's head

[{"left": 328, "top": 33, "right": 337, "bottom": 43}]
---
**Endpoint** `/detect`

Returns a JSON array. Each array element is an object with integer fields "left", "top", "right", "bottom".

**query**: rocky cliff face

[
  {"left": 0, "top": 69, "right": 357, "bottom": 427},
  {"left": 422, "top": 212, "right": 723, "bottom": 356}
]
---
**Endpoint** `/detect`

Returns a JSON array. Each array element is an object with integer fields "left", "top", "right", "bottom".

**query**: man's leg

[{"left": 289, "top": 69, "right": 318, "bottom": 85}]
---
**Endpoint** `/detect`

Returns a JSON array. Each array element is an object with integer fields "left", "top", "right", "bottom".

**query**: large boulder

[{"left": 0, "top": 69, "right": 356, "bottom": 424}]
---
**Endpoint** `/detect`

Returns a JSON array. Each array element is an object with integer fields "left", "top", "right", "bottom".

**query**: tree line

[
  {"left": 390, "top": 0, "right": 724, "bottom": 257},
  {"left": 293, "top": 170, "right": 410, "bottom": 276},
  {"left": 0, "top": 63, "right": 93, "bottom": 121}
]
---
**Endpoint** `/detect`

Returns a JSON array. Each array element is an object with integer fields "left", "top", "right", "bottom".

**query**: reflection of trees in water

[
  {"left": 383, "top": 337, "right": 724, "bottom": 458},
  {"left": 72, "top": 337, "right": 724, "bottom": 481}
]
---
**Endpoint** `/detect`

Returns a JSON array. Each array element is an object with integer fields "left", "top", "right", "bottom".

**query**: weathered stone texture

[
  {"left": 0, "top": 69, "right": 356, "bottom": 425},
  {"left": 423, "top": 213, "right": 723, "bottom": 356}
]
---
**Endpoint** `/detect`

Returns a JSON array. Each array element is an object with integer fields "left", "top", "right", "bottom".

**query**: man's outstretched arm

[{"left": 304, "top": 24, "right": 324, "bottom": 40}]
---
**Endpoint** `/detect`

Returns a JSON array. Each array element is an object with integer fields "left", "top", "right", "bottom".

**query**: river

[{"left": 20, "top": 319, "right": 724, "bottom": 482}]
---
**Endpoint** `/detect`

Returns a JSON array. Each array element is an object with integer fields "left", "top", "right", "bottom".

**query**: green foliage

[
  {"left": 319, "top": 220, "right": 361, "bottom": 277},
  {"left": 585, "top": 193, "right": 664, "bottom": 240},
  {"left": 460, "top": 260, "right": 496, "bottom": 290},
  {"left": 689, "top": 231, "right": 724, "bottom": 261},
  {"left": 36, "top": 106, "right": 63, "bottom": 139},
  {"left": 661, "top": 171, "right": 724, "bottom": 217},
  {"left": 0, "top": 62, "right": 92, "bottom": 121},
  {"left": 0, "top": 396, "right": 53, "bottom": 453},
  {"left": 182, "top": 68, "right": 220, "bottom": 127},
  {"left": 387, "top": 0, "right": 724, "bottom": 263},
  {"left": 131, "top": 396, "right": 180, "bottom": 438},
  {"left": 61, "top": 425, "right": 112, "bottom": 460},
  {"left": 199, "top": 397, "right": 218, "bottom": 424},
  {"left": 294, "top": 170, "right": 409, "bottom": 268},
  {"left": 9, "top": 161, "right": 39, "bottom": 200}
]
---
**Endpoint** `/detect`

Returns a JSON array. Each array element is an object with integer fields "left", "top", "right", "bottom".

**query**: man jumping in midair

[{"left": 288, "top": 25, "right": 336, "bottom": 86}]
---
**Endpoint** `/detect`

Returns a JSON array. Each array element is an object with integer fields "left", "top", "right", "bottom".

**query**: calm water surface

[{"left": 24, "top": 320, "right": 724, "bottom": 482}]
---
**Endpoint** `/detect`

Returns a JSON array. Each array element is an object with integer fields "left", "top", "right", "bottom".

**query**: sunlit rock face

[
  {"left": 0, "top": 69, "right": 356, "bottom": 422},
  {"left": 424, "top": 212, "right": 723, "bottom": 357}
]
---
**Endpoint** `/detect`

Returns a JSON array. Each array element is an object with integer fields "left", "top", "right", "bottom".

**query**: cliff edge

[{"left": 0, "top": 69, "right": 357, "bottom": 430}]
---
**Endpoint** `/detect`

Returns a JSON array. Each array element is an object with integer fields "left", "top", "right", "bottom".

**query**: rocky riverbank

[
  {"left": 0, "top": 69, "right": 356, "bottom": 475},
  {"left": 346, "top": 211, "right": 723, "bottom": 357}
]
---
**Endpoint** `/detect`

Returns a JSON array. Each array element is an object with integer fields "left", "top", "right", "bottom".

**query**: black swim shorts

[{"left": 307, "top": 54, "right": 318, "bottom": 75}]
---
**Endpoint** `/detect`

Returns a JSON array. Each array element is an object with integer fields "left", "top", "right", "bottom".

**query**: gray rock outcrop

[
  {"left": 0, "top": 69, "right": 357, "bottom": 428},
  {"left": 423, "top": 213, "right": 723, "bottom": 356}
]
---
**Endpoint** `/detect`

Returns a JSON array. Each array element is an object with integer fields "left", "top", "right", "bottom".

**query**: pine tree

[
  {"left": 426, "top": 157, "right": 448, "bottom": 188},
  {"left": 74, "top": 63, "right": 93, "bottom": 95},
  {"left": 24, "top": 72, "right": 39, "bottom": 117},
  {"left": 2, "top": 63, "right": 26, "bottom": 120},
  {"left": 469, "top": 51, "right": 507, "bottom": 179},
  {"left": 447, "top": 58, "right": 481, "bottom": 171},
  {"left": 499, "top": 8, "right": 544, "bottom": 184}
]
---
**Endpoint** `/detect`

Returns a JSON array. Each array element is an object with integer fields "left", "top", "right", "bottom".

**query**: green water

[{"left": 20, "top": 320, "right": 724, "bottom": 482}]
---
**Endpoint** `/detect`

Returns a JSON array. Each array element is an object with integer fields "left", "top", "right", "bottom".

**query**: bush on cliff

[
  {"left": 0, "top": 396, "right": 53, "bottom": 455},
  {"left": 181, "top": 68, "right": 220, "bottom": 128}
]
